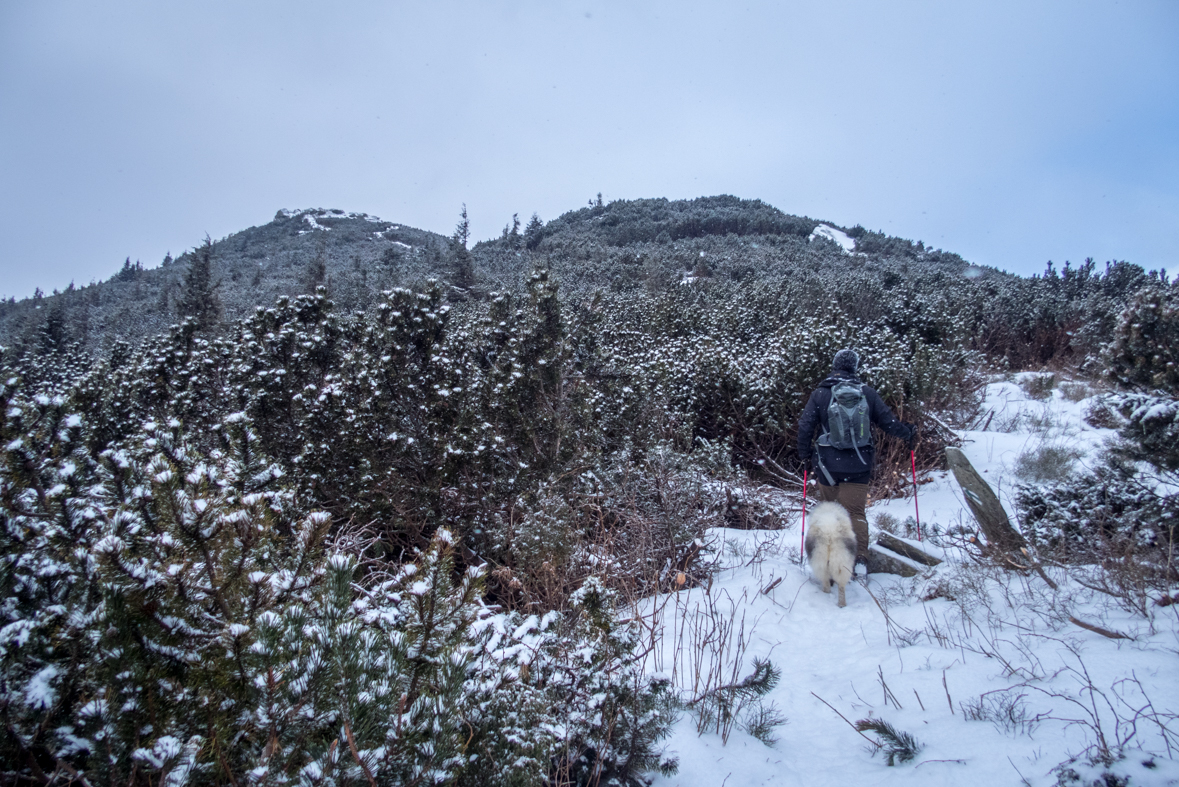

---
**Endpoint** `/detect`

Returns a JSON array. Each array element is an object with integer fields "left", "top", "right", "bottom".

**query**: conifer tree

[
  {"left": 524, "top": 212, "right": 544, "bottom": 250},
  {"left": 177, "top": 236, "right": 221, "bottom": 332},
  {"left": 451, "top": 204, "right": 475, "bottom": 288},
  {"left": 502, "top": 213, "right": 521, "bottom": 249}
]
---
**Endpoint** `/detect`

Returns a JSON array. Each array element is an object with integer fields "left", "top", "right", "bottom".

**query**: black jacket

[{"left": 797, "top": 373, "right": 912, "bottom": 477}]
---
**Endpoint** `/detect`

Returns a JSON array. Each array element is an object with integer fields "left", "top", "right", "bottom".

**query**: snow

[
  {"left": 300, "top": 214, "right": 330, "bottom": 234},
  {"left": 24, "top": 665, "right": 59, "bottom": 709},
  {"left": 809, "top": 224, "right": 858, "bottom": 254},
  {"left": 280, "top": 208, "right": 390, "bottom": 234},
  {"left": 281, "top": 207, "right": 385, "bottom": 224},
  {"left": 645, "top": 380, "right": 1179, "bottom": 786}
]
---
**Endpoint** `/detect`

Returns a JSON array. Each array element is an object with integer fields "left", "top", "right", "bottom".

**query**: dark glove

[{"left": 904, "top": 423, "right": 917, "bottom": 451}]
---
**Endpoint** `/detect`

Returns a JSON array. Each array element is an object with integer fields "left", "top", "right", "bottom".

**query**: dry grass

[
  {"left": 1013, "top": 442, "right": 1083, "bottom": 483},
  {"left": 1019, "top": 372, "right": 1058, "bottom": 401}
]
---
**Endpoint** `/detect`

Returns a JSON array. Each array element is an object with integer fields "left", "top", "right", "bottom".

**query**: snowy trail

[{"left": 646, "top": 379, "right": 1179, "bottom": 786}]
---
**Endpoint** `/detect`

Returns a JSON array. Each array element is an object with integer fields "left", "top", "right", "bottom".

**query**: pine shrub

[
  {"left": 854, "top": 718, "right": 923, "bottom": 765},
  {"left": 1105, "top": 286, "right": 1179, "bottom": 393}
]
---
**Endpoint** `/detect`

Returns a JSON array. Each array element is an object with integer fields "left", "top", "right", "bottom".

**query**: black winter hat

[{"left": 832, "top": 348, "right": 859, "bottom": 374}]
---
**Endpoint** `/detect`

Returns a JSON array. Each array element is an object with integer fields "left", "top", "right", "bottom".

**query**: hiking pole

[
  {"left": 800, "top": 468, "right": 808, "bottom": 558},
  {"left": 911, "top": 449, "right": 921, "bottom": 541}
]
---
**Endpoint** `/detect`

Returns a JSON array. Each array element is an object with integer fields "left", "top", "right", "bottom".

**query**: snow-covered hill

[{"left": 643, "top": 379, "right": 1179, "bottom": 786}]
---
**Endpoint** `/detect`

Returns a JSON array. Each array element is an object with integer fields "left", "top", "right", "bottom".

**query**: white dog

[{"left": 804, "top": 502, "right": 856, "bottom": 607}]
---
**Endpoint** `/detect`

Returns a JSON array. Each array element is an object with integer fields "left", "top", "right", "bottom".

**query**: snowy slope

[
  {"left": 643, "top": 379, "right": 1179, "bottom": 786},
  {"left": 809, "top": 224, "right": 858, "bottom": 254}
]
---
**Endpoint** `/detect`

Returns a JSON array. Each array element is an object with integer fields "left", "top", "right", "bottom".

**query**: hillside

[
  {"left": 0, "top": 196, "right": 1000, "bottom": 354},
  {"left": 2, "top": 195, "right": 1177, "bottom": 785},
  {"left": 0, "top": 208, "right": 451, "bottom": 351}
]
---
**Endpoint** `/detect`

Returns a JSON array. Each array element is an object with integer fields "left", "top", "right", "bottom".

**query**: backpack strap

[{"left": 814, "top": 449, "right": 836, "bottom": 486}]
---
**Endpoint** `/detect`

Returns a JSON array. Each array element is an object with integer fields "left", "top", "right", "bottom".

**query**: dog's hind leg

[{"left": 836, "top": 582, "right": 847, "bottom": 607}]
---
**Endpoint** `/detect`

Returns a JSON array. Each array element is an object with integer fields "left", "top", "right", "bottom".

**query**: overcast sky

[{"left": 1, "top": 0, "right": 1176, "bottom": 299}]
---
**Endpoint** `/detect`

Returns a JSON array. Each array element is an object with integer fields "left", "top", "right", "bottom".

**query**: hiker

[{"left": 797, "top": 349, "right": 915, "bottom": 574}]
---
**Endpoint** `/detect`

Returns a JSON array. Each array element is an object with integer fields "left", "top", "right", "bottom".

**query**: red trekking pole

[
  {"left": 800, "top": 468, "right": 808, "bottom": 556},
  {"left": 911, "top": 449, "right": 921, "bottom": 541}
]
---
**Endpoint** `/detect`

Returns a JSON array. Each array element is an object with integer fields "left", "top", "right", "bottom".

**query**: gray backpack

[{"left": 821, "top": 380, "right": 871, "bottom": 462}]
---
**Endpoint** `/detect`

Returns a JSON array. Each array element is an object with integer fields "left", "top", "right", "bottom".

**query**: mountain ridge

[{"left": 0, "top": 195, "right": 1114, "bottom": 358}]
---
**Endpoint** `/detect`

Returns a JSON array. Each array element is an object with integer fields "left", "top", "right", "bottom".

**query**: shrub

[
  {"left": 1019, "top": 372, "right": 1058, "bottom": 400},
  {"left": 1053, "top": 749, "right": 1179, "bottom": 787},
  {"left": 854, "top": 718, "right": 923, "bottom": 765},
  {"left": 1104, "top": 286, "right": 1179, "bottom": 393},
  {"left": 1013, "top": 442, "right": 1083, "bottom": 483},
  {"left": 1084, "top": 396, "right": 1124, "bottom": 429},
  {"left": 962, "top": 690, "right": 1044, "bottom": 736},
  {"left": 1016, "top": 468, "right": 1176, "bottom": 556},
  {"left": 874, "top": 512, "right": 900, "bottom": 534},
  {"left": 0, "top": 398, "right": 679, "bottom": 785},
  {"left": 686, "top": 657, "right": 785, "bottom": 748},
  {"left": 1104, "top": 393, "right": 1179, "bottom": 474},
  {"left": 1059, "top": 380, "right": 1094, "bottom": 402}
]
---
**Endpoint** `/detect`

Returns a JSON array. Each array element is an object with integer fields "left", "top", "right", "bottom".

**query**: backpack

[{"left": 821, "top": 380, "right": 871, "bottom": 461}]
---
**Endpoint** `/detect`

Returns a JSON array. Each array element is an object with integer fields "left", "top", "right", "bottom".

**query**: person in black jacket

[{"left": 797, "top": 349, "right": 914, "bottom": 573}]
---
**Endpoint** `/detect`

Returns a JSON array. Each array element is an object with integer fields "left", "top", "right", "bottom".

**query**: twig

[
  {"left": 811, "top": 692, "right": 880, "bottom": 749},
  {"left": 1008, "top": 756, "right": 1032, "bottom": 786},
  {"left": 916, "top": 759, "right": 968, "bottom": 768},
  {"left": 913, "top": 689, "right": 926, "bottom": 712},
  {"left": 345, "top": 720, "right": 378, "bottom": 787},
  {"left": 918, "top": 405, "right": 960, "bottom": 439},
  {"left": 942, "top": 669, "right": 954, "bottom": 715},
  {"left": 861, "top": 583, "right": 916, "bottom": 647},
  {"left": 878, "top": 665, "right": 903, "bottom": 709},
  {"left": 1072, "top": 575, "right": 1135, "bottom": 601},
  {"left": 1068, "top": 616, "right": 1131, "bottom": 640},
  {"left": 748, "top": 445, "right": 804, "bottom": 487},
  {"left": 1020, "top": 548, "right": 1058, "bottom": 590}
]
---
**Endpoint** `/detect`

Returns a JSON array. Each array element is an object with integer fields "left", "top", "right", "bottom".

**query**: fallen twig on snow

[
  {"left": 1068, "top": 616, "right": 1131, "bottom": 640},
  {"left": 810, "top": 692, "right": 880, "bottom": 750}
]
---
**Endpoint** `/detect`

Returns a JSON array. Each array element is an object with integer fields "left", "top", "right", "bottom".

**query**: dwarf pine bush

[
  {"left": 854, "top": 718, "right": 923, "bottom": 766},
  {"left": 2, "top": 241, "right": 1025, "bottom": 783},
  {"left": 1104, "top": 392, "right": 1179, "bottom": 475},
  {"left": 0, "top": 395, "right": 677, "bottom": 784},
  {"left": 1105, "top": 286, "right": 1179, "bottom": 393}
]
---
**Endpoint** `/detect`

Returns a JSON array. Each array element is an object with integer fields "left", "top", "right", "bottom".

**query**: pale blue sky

[{"left": 1, "top": 0, "right": 1176, "bottom": 298}]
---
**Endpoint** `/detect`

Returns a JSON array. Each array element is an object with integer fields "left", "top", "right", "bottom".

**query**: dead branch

[{"left": 1068, "top": 616, "right": 1131, "bottom": 640}]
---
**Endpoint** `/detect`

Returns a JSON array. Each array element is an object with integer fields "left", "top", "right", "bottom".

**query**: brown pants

[{"left": 817, "top": 482, "right": 869, "bottom": 560}]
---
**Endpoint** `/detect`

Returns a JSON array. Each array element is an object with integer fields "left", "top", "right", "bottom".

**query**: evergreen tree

[
  {"left": 304, "top": 246, "right": 328, "bottom": 292},
  {"left": 502, "top": 213, "right": 521, "bottom": 249},
  {"left": 114, "top": 257, "right": 142, "bottom": 283},
  {"left": 177, "top": 236, "right": 221, "bottom": 332},
  {"left": 524, "top": 212, "right": 544, "bottom": 250},
  {"left": 451, "top": 204, "right": 475, "bottom": 288}
]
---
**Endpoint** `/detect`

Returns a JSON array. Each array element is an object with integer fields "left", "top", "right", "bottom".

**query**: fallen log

[
  {"left": 945, "top": 447, "right": 1027, "bottom": 555},
  {"left": 867, "top": 544, "right": 921, "bottom": 578},
  {"left": 876, "top": 532, "right": 942, "bottom": 567}
]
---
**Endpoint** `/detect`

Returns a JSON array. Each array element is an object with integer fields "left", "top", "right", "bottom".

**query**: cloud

[{"left": 1, "top": 0, "right": 1176, "bottom": 298}]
